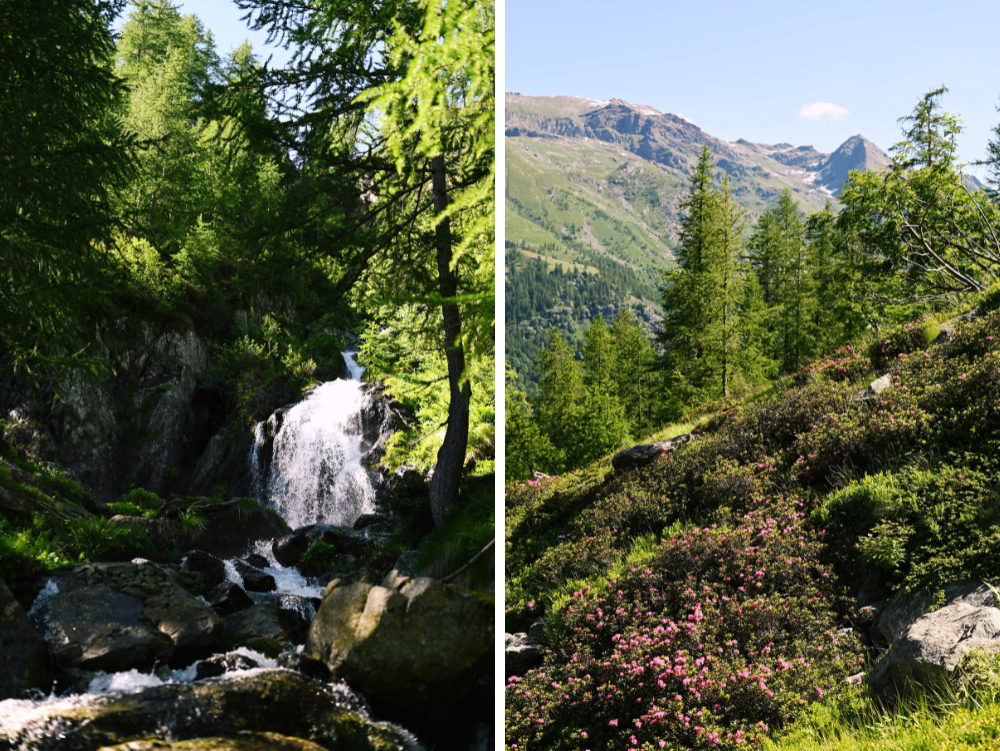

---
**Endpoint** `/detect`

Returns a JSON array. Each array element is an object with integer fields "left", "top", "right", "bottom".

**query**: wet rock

[
  {"left": 183, "top": 550, "right": 226, "bottom": 588},
  {"left": 223, "top": 602, "right": 285, "bottom": 651},
  {"left": 0, "top": 669, "right": 420, "bottom": 751},
  {"left": 0, "top": 578, "right": 50, "bottom": 699},
  {"left": 196, "top": 500, "right": 289, "bottom": 560},
  {"left": 51, "top": 666, "right": 97, "bottom": 695},
  {"left": 297, "top": 553, "right": 359, "bottom": 579},
  {"left": 275, "top": 595, "right": 317, "bottom": 645},
  {"left": 34, "top": 562, "right": 222, "bottom": 672},
  {"left": 232, "top": 560, "right": 276, "bottom": 593},
  {"left": 306, "top": 569, "right": 493, "bottom": 720},
  {"left": 505, "top": 632, "right": 544, "bottom": 678},
  {"left": 206, "top": 581, "right": 254, "bottom": 616},
  {"left": 167, "top": 569, "right": 211, "bottom": 599},
  {"left": 868, "top": 598, "right": 1000, "bottom": 698},
  {"left": 96, "top": 733, "right": 332, "bottom": 751},
  {"left": 276, "top": 652, "right": 331, "bottom": 682},
  {"left": 245, "top": 554, "right": 269, "bottom": 569},
  {"left": 612, "top": 434, "right": 694, "bottom": 471},
  {"left": 195, "top": 651, "right": 259, "bottom": 680},
  {"left": 351, "top": 513, "right": 394, "bottom": 535},
  {"left": 272, "top": 525, "right": 365, "bottom": 567}
]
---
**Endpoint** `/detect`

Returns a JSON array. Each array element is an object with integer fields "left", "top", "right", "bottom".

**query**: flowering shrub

[
  {"left": 506, "top": 496, "right": 863, "bottom": 750},
  {"left": 799, "top": 346, "right": 871, "bottom": 383},
  {"left": 867, "top": 321, "right": 932, "bottom": 371}
]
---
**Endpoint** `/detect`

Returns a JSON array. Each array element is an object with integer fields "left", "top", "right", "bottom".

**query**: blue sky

[
  {"left": 506, "top": 0, "right": 1000, "bottom": 177},
  {"left": 114, "top": 0, "right": 293, "bottom": 69}
]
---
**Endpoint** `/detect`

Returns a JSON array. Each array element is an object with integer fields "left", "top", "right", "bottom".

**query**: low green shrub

[
  {"left": 122, "top": 488, "right": 163, "bottom": 511},
  {"left": 298, "top": 542, "right": 344, "bottom": 573},
  {"left": 106, "top": 501, "right": 157, "bottom": 519},
  {"left": 868, "top": 321, "right": 932, "bottom": 371},
  {"left": 69, "top": 516, "right": 152, "bottom": 561},
  {"left": 801, "top": 345, "right": 872, "bottom": 383}
]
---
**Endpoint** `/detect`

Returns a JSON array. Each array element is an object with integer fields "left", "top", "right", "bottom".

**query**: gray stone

[
  {"left": 206, "top": 580, "right": 254, "bottom": 616},
  {"left": 223, "top": 602, "right": 285, "bottom": 649},
  {"left": 189, "top": 432, "right": 226, "bottom": 490},
  {"left": 272, "top": 524, "right": 365, "bottom": 567},
  {"left": 612, "top": 434, "right": 694, "bottom": 471},
  {"left": 182, "top": 549, "right": 226, "bottom": 588},
  {"left": 868, "top": 374, "right": 893, "bottom": 396},
  {"left": 306, "top": 569, "right": 493, "bottom": 719},
  {"left": 505, "top": 632, "right": 544, "bottom": 678},
  {"left": 194, "top": 651, "right": 259, "bottom": 680},
  {"left": 232, "top": 559, "right": 276, "bottom": 593},
  {"left": 528, "top": 617, "right": 548, "bottom": 644},
  {"left": 0, "top": 579, "right": 50, "bottom": 699},
  {"left": 34, "top": 562, "right": 222, "bottom": 672},
  {"left": 393, "top": 550, "right": 422, "bottom": 577},
  {"left": 868, "top": 600, "right": 1000, "bottom": 698}
]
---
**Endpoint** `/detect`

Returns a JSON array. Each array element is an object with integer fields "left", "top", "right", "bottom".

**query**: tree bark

[{"left": 428, "top": 154, "right": 470, "bottom": 533}]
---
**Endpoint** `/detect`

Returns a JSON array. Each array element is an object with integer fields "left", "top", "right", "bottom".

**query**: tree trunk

[{"left": 428, "top": 155, "right": 470, "bottom": 533}]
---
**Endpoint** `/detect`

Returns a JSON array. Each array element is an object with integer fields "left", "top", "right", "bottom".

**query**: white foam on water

[
  {"left": 222, "top": 540, "right": 324, "bottom": 599},
  {"left": 265, "top": 378, "right": 376, "bottom": 530},
  {"left": 87, "top": 669, "right": 164, "bottom": 694},
  {"left": 342, "top": 349, "right": 365, "bottom": 380}
]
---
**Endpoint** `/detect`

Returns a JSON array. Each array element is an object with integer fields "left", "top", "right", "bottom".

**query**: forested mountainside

[{"left": 504, "top": 93, "right": 893, "bottom": 387}]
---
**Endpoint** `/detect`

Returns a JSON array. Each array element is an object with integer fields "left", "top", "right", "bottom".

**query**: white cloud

[{"left": 798, "top": 102, "right": 850, "bottom": 122}]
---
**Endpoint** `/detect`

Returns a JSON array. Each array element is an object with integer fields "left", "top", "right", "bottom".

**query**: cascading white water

[{"left": 255, "top": 350, "right": 375, "bottom": 530}]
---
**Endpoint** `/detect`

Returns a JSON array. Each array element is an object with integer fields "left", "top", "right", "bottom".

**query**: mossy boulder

[
  {"left": 306, "top": 570, "right": 493, "bottom": 720},
  {"left": 95, "top": 733, "right": 329, "bottom": 751},
  {"left": 34, "top": 562, "right": 222, "bottom": 671},
  {"left": 0, "top": 669, "right": 419, "bottom": 751}
]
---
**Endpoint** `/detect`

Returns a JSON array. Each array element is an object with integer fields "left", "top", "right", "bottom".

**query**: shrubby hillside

[{"left": 505, "top": 293, "right": 1000, "bottom": 749}]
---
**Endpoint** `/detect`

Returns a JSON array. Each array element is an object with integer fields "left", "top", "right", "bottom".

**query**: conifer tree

[
  {"left": 535, "top": 328, "right": 582, "bottom": 463},
  {"left": 659, "top": 146, "right": 720, "bottom": 405},
  {"left": 610, "top": 309, "right": 655, "bottom": 437}
]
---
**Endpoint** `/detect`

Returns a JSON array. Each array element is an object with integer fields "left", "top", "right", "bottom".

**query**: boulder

[
  {"left": 612, "top": 434, "right": 694, "bottom": 471},
  {"left": 223, "top": 603, "right": 285, "bottom": 651},
  {"left": 232, "top": 559, "right": 276, "bottom": 593},
  {"left": 276, "top": 652, "right": 331, "bottom": 682},
  {"left": 183, "top": 550, "right": 227, "bottom": 588},
  {"left": 874, "top": 581, "right": 999, "bottom": 646},
  {"left": 0, "top": 670, "right": 420, "bottom": 751},
  {"left": 32, "top": 562, "right": 222, "bottom": 672},
  {"left": 195, "top": 651, "right": 259, "bottom": 680},
  {"left": 167, "top": 569, "right": 211, "bottom": 599},
  {"left": 196, "top": 500, "right": 289, "bottom": 559},
  {"left": 867, "top": 374, "right": 893, "bottom": 396},
  {"left": 206, "top": 581, "right": 254, "bottom": 616},
  {"left": 868, "top": 598, "right": 1000, "bottom": 698},
  {"left": 306, "top": 570, "right": 493, "bottom": 720},
  {"left": 0, "top": 578, "right": 50, "bottom": 699},
  {"left": 95, "top": 733, "right": 331, "bottom": 751},
  {"left": 272, "top": 524, "right": 365, "bottom": 567},
  {"left": 275, "top": 595, "right": 318, "bottom": 645},
  {"left": 393, "top": 550, "right": 422, "bottom": 578},
  {"left": 505, "top": 632, "right": 544, "bottom": 678},
  {"left": 246, "top": 553, "right": 269, "bottom": 569}
]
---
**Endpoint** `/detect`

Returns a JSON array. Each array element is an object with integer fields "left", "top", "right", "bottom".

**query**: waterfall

[{"left": 249, "top": 350, "right": 376, "bottom": 530}]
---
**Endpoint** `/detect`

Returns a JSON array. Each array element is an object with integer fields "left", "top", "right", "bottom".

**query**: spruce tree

[
  {"left": 535, "top": 328, "right": 582, "bottom": 464},
  {"left": 610, "top": 308, "right": 655, "bottom": 437}
]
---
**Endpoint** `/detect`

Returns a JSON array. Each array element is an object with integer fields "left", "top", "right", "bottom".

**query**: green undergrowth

[
  {"left": 506, "top": 299, "right": 1000, "bottom": 749},
  {"left": 414, "top": 474, "right": 495, "bottom": 590},
  {"left": 766, "top": 650, "right": 1000, "bottom": 751}
]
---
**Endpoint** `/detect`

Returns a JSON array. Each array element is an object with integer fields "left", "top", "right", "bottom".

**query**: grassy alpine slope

[{"left": 505, "top": 288, "right": 1000, "bottom": 750}]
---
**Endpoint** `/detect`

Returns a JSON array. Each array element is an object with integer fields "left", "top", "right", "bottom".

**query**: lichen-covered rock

[
  {"left": 96, "top": 733, "right": 330, "bottom": 751},
  {"left": 33, "top": 563, "right": 222, "bottom": 672},
  {"left": 868, "top": 598, "right": 1000, "bottom": 698},
  {"left": 306, "top": 569, "right": 493, "bottom": 719},
  {"left": 0, "top": 669, "right": 420, "bottom": 751},
  {"left": 611, "top": 434, "right": 694, "bottom": 471},
  {"left": 0, "top": 579, "right": 50, "bottom": 699}
]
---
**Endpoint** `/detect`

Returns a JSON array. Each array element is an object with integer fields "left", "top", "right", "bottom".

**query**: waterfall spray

[{"left": 250, "top": 350, "right": 376, "bottom": 530}]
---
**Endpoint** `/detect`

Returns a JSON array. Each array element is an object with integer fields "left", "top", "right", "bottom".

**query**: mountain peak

[{"left": 809, "top": 134, "right": 891, "bottom": 194}]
